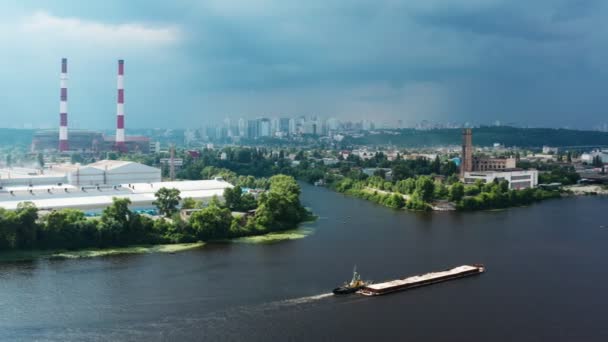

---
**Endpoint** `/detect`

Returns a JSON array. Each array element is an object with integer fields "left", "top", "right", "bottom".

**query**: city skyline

[{"left": 2, "top": 1, "right": 608, "bottom": 129}]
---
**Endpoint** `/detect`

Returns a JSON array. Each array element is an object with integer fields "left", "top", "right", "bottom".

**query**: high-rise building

[
  {"left": 279, "top": 118, "right": 290, "bottom": 134},
  {"left": 288, "top": 118, "right": 297, "bottom": 135},
  {"left": 247, "top": 119, "right": 258, "bottom": 138},
  {"left": 259, "top": 118, "right": 271, "bottom": 137},
  {"left": 327, "top": 118, "right": 340, "bottom": 131},
  {"left": 270, "top": 118, "right": 280, "bottom": 136},
  {"left": 238, "top": 118, "right": 247, "bottom": 137}
]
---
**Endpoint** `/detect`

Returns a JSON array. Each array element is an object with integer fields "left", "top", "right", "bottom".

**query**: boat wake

[{"left": 278, "top": 292, "right": 333, "bottom": 306}]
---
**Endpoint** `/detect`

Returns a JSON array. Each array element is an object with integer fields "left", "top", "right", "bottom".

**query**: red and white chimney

[
  {"left": 59, "top": 58, "right": 69, "bottom": 152},
  {"left": 115, "top": 59, "right": 126, "bottom": 152}
]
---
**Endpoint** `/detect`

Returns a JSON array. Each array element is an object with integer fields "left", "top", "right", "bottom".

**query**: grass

[
  {"left": 0, "top": 242, "right": 205, "bottom": 263},
  {"left": 231, "top": 227, "right": 315, "bottom": 244}
]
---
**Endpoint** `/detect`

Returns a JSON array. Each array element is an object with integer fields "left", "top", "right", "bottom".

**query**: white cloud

[{"left": 21, "top": 11, "right": 180, "bottom": 47}]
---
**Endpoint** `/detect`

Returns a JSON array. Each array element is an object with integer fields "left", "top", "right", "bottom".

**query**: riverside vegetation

[
  {"left": 292, "top": 151, "right": 572, "bottom": 211},
  {"left": 0, "top": 175, "right": 310, "bottom": 256},
  {"left": 135, "top": 146, "right": 573, "bottom": 212}
]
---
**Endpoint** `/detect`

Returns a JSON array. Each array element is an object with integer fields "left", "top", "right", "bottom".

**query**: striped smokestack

[
  {"left": 59, "top": 58, "right": 69, "bottom": 151},
  {"left": 115, "top": 59, "right": 126, "bottom": 152}
]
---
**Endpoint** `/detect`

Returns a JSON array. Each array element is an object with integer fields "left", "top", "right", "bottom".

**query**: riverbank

[
  {"left": 333, "top": 180, "right": 561, "bottom": 212},
  {"left": 564, "top": 184, "right": 608, "bottom": 195},
  {"left": 0, "top": 223, "right": 318, "bottom": 262}
]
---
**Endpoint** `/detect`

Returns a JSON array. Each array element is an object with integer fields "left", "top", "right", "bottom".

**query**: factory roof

[
  {"left": 0, "top": 179, "right": 233, "bottom": 211},
  {"left": 0, "top": 167, "right": 65, "bottom": 180},
  {"left": 88, "top": 160, "right": 134, "bottom": 170}
]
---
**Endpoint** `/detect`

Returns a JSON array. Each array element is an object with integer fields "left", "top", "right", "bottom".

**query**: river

[{"left": 1, "top": 184, "right": 607, "bottom": 341}]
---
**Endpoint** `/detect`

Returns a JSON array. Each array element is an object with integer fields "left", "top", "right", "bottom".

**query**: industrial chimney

[
  {"left": 460, "top": 128, "right": 473, "bottom": 178},
  {"left": 115, "top": 59, "right": 126, "bottom": 152},
  {"left": 59, "top": 58, "right": 69, "bottom": 152}
]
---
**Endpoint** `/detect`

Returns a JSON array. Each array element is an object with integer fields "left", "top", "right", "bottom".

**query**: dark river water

[{"left": 1, "top": 184, "right": 608, "bottom": 341}]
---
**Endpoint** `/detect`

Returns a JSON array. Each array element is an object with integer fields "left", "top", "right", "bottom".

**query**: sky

[{"left": 1, "top": 0, "right": 607, "bottom": 129}]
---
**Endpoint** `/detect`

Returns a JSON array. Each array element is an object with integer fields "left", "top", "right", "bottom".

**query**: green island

[
  {"left": 0, "top": 174, "right": 311, "bottom": 262},
  {"left": 292, "top": 149, "right": 578, "bottom": 211}
]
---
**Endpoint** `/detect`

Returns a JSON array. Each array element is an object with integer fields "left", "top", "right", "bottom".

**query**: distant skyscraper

[
  {"left": 327, "top": 118, "right": 340, "bottom": 131},
  {"left": 238, "top": 118, "right": 247, "bottom": 137},
  {"left": 270, "top": 118, "right": 280, "bottom": 136},
  {"left": 288, "top": 118, "right": 297, "bottom": 135},
  {"left": 259, "top": 118, "right": 271, "bottom": 137},
  {"left": 247, "top": 119, "right": 258, "bottom": 138},
  {"left": 279, "top": 118, "right": 290, "bottom": 133}
]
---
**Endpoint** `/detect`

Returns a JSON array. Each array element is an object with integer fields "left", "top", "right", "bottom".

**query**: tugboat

[{"left": 333, "top": 266, "right": 371, "bottom": 295}]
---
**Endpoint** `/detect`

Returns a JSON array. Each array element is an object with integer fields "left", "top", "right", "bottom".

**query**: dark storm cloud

[{"left": 1, "top": 0, "right": 608, "bottom": 128}]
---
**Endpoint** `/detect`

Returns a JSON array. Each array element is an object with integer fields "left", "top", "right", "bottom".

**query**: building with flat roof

[
  {"left": 0, "top": 160, "right": 161, "bottom": 189},
  {"left": 463, "top": 170, "right": 539, "bottom": 190},
  {"left": 0, "top": 179, "right": 233, "bottom": 212}
]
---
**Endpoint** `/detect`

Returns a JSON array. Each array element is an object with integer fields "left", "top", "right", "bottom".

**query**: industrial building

[
  {"left": 31, "top": 130, "right": 151, "bottom": 154},
  {"left": 462, "top": 170, "right": 539, "bottom": 189},
  {"left": 0, "top": 179, "right": 233, "bottom": 212},
  {"left": 0, "top": 160, "right": 160, "bottom": 188},
  {"left": 460, "top": 128, "right": 517, "bottom": 174},
  {"left": 460, "top": 128, "right": 538, "bottom": 189}
]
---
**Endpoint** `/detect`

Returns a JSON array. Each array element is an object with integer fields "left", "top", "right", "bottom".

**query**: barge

[{"left": 357, "top": 264, "right": 485, "bottom": 296}]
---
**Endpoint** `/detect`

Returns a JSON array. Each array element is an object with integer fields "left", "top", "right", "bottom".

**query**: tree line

[{"left": 0, "top": 175, "right": 309, "bottom": 252}]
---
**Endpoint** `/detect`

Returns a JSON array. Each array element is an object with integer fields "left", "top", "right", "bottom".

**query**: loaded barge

[{"left": 358, "top": 264, "right": 485, "bottom": 296}]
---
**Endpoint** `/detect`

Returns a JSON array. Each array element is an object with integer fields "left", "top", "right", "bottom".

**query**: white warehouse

[
  {"left": 0, "top": 160, "right": 160, "bottom": 188},
  {"left": 0, "top": 179, "right": 233, "bottom": 212},
  {"left": 60, "top": 160, "right": 161, "bottom": 186},
  {"left": 463, "top": 170, "right": 539, "bottom": 190}
]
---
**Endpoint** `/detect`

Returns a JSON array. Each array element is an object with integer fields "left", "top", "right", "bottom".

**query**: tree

[
  {"left": 14, "top": 202, "right": 39, "bottom": 249},
  {"left": 449, "top": 182, "right": 465, "bottom": 202},
  {"left": 431, "top": 156, "right": 441, "bottom": 174},
  {"left": 385, "top": 193, "right": 405, "bottom": 209},
  {"left": 373, "top": 169, "right": 386, "bottom": 179},
  {"left": 190, "top": 204, "right": 233, "bottom": 240},
  {"left": 40, "top": 209, "right": 94, "bottom": 249},
  {"left": 0, "top": 208, "right": 17, "bottom": 250},
  {"left": 223, "top": 186, "right": 243, "bottom": 211},
  {"left": 102, "top": 198, "right": 132, "bottom": 227},
  {"left": 153, "top": 187, "right": 182, "bottom": 217},
  {"left": 254, "top": 175, "right": 306, "bottom": 230},
  {"left": 181, "top": 197, "right": 199, "bottom": 210},
  {"left": 391, "top": 163, "right": 413, "bottom": 181},
  {"left": 415, "top": 176, "right": 435, "bottom": 203},
  {"left": 395, "top": 178, "right": 416, "bottom": 194},
  {"left": 440, "top": 161, "right": 458, "bottom": 176}
]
